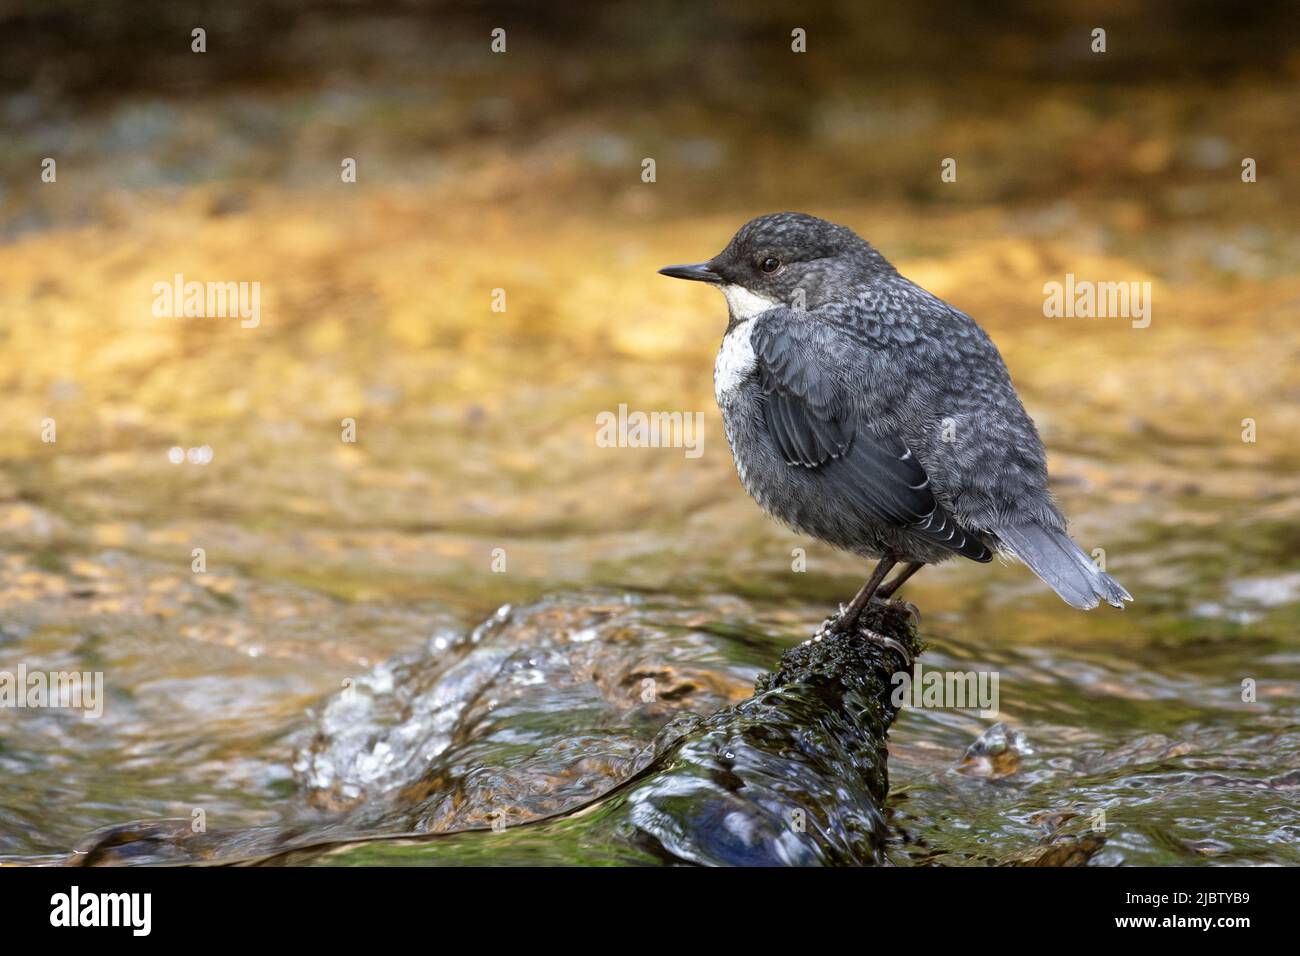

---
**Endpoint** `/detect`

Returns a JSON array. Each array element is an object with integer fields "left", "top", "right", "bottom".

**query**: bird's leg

[
  {"left": 877, "top": 561, "right": 925, "bottom": 600},
  {"left": 838, "top": 556, "right": 896, "bottom": 630},
  {"left": 832, "top": 556, "right": 914, "bottom": 667}
]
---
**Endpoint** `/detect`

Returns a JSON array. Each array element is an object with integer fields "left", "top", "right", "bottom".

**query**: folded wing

[{"left": 751, "top": 311, "right": 991, "bottom": 562}]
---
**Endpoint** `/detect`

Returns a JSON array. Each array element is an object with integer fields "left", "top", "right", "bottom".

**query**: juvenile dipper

[{"left": 659, "top": 212, "right": 1130, "bottom": 624}]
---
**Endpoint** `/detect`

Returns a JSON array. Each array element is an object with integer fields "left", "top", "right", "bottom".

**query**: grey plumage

[{"left": 659, "top": 212, "right": 1131, "bottom": 611}]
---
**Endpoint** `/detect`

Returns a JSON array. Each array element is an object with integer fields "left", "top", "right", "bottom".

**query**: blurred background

[{"left": 1, "top": 1, "right": 1298, "bottom": 865}]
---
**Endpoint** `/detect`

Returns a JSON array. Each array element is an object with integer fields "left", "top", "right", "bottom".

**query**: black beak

[{"left": 658, "top": 262, "right": 723, "bottom": 284}]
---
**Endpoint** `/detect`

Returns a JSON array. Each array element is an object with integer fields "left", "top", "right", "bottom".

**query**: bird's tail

[{"left": 995, "top": 522, "right": 1132, "bottom": 610}]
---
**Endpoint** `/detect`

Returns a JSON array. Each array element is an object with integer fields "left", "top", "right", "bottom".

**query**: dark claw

[{"left": 859, "top": 629, "right": 914, "bottom": 670}]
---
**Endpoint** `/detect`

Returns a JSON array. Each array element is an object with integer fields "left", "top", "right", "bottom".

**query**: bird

[{"left": 658, "top": 212, "right": 1131, "bottom": 629}]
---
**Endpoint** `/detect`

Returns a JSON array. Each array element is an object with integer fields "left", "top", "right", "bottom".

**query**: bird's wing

[{"left": 750, "top": 310, "right": 990, "bottom": 562}]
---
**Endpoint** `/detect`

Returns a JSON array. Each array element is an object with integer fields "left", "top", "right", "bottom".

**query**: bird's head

[{"left": 658, "top": 212, "right": 892, "bottom": 318}]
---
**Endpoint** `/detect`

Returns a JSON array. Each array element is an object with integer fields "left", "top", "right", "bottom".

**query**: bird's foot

[{"left": 822, "top": 603, "right": 917, "bottom": 669}]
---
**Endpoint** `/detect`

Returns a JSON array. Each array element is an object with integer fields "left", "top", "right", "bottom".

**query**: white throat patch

[{"left": 720, "top": 284, "right": 780, "bottom": 320}]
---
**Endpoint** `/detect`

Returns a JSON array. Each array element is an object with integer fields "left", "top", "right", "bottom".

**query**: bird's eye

[{"left": 760, "top": 257, "right": 781, "bottom": 273}]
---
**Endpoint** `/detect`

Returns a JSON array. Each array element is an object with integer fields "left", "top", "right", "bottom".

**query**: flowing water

[{"left": 2, "top": 55, "right": 1299, "bottom": 865}]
